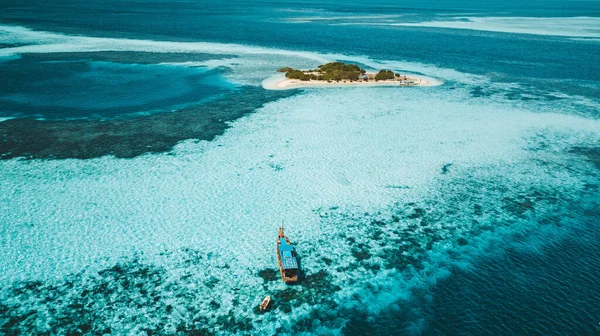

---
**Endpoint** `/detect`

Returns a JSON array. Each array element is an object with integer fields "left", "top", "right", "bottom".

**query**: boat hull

[
  {"left": 260, "top": 296, "right": 271, "bottom": 311},
  {"left": 277, "top": 228, "right": 298, "bottom": 283}
]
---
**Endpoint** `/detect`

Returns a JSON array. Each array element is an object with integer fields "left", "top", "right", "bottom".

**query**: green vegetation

[
  {"left": 280, "top": 62, "right": 400, "bottom": 82},
  {"left": 285, "top": 69, "right": 317, "bottom": 81},
  {"left": 374, "top": 70, "right": 396, "bottom": 81}
]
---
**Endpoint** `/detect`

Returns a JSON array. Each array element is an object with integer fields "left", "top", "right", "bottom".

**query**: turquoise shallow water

[
  {"left": 0, "top": 55, "right": 233, "bottom": 119},
  {"left": 0, "top": 1, "right": 599, "bottom": 335}
]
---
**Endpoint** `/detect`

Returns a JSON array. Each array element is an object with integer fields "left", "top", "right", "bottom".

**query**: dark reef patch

[
  {"left": 406, "top": 207, "right": 426, "bottom": 219},
  {"left": 571, "top": 146, "right": 600, "bottom": 171},
  {"left": 502, "top": 196, "right": 536, "bottom": 216},
  {"left": 0, "top": 43, "right": 27, "bottom": 49},
  {"left": 351, "top": 244, "right": 371, "bottom": 261},
  {"left": 0, "top": 86, "right": 295, "bottom": 160},
  {"left": 1, "top": 257, "right": 167, "bottom": 335},
  {"left": 441, "top": 163, "right": 452, "bottom": 175},
  {"left": 0, "top": 251, "right": 258, "bottom": 335},
  {"left": 0, "top": 247, "right": 348, "bottom": 335},
  {"left": 20, "top": 51, "right": 236, "bottom": 65},
  {"left": 469, "top": 86, "right": 488, "bottom": 98}
]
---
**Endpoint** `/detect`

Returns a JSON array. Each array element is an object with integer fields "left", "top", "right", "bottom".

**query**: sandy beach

[{"left": 262, "top": 72, "right": 443, "bottom": 90}]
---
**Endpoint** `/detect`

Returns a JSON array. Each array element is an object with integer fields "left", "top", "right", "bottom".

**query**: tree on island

[
  {"left": 280, "top": 62, "right": 364, "bottom": 81},
  {"left": 317, "top": 62, "right": 361, "bottom": 73},
  {"left": 280, "top": 62, "right": 399, "bottom": 82},
  {"left": 375, "top": 69, "right": 397, "bottom": 81},
  {"left": 285, "top": 69, "right": 317, "bottom": 81}
]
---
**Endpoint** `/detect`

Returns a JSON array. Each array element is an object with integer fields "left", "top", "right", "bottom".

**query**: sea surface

[{"left": 1, "top": 0, "right": 599, "bottom": 335}]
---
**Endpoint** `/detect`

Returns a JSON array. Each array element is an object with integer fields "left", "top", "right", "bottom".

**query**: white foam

[
  {"left": 570, "top": 37, "right": 600, "bottom": 42},
  {"left": 389, "top": 16, "right": 600, "bottom": 38}
]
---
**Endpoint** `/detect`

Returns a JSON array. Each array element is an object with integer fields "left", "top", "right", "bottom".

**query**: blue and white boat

[{"left": 276, "top": 226, "right": 299, "bottom": 283}]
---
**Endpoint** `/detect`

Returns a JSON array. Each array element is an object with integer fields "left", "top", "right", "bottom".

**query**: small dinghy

[{"left": 259, "top": 296, "right": 271, "bottom": 311}]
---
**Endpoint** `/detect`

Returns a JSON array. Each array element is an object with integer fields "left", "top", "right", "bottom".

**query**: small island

[{"left": 262, "top": 62, "right": 440, "bottom": 90}]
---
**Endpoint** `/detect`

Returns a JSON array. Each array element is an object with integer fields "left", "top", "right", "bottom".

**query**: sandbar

[{"left": 262, "top": 72, "right": 442, "bottom": 90}]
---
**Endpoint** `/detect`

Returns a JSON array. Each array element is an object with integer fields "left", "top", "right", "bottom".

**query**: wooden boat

[
  {"left": 276, "top": 226, "right": 299, "bottom": 283},
  {"left": 259, "top": 296, "right": 271, "bottom": 311}
]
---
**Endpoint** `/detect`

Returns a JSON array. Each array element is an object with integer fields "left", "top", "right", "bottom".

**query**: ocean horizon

[{"left": 1, "top": 0, "right": 599, "bottom": 334}]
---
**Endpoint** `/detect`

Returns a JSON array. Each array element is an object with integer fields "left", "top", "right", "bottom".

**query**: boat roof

[
  {"left": 279, "top": 238, "right": 294, "bottom": 251},
  {"left": 279, "top": 237, "right": 298, "bottom": 269},
  {"left": 282, "top": 256, "right": 298, "bottom": 270}
]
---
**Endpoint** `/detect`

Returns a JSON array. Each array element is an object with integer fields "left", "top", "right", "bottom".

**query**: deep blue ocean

[{"left": 0, "top": 0, "right": 599, "bottom": 335}]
